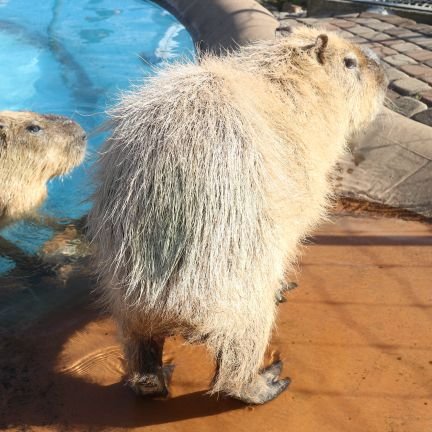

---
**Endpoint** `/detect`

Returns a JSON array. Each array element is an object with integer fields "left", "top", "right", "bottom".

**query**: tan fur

[
  {"left": 88, "top": 26, "right": 387, "bottom": 400},
  {"left": 0, "top": 111, "right": 86, "bottom": 227}
]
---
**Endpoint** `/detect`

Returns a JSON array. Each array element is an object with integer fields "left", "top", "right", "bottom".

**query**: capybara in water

[
  {"left": 88, "top": 26, "right": 387, "bottom": 404},
  {"left": 0, "top": 111, "right": 86, "bottom": 228}
]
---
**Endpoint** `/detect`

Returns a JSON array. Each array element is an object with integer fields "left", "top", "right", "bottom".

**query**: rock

[{"left": 411, "top": 108, "right": 432, "bottom": 126}]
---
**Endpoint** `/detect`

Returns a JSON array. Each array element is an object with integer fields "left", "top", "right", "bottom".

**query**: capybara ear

[{"left": 314, "top": 34, "right": 328, "bottom": 64}]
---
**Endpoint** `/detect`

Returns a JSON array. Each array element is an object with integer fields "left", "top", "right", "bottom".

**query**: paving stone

[
  {"left": 337, "top": 30, "right": 354, "bottom": 38},
  {"left": 368, "top": 33, "right": 392, "bottom": 42},
  {"left": 353, "top": 17, "right": 380, "bottom": 24},
  {"left": 392, "top": 77, "right": 430, "bottom": 96},
  {"left": 402, "top": 23, "right": 432, "bottom": 34},
  {"left": 406, "top": 50, "right": 432, "bottom": 62},
  {"left": 420, "top": 90, "right": 432, "bottom": 106},
  {"left": 426, "top": 60, "right": 432, "bottom": 68},
  {"left": 392, "top": 96, "right": 428, "bottom": 117},
  {"left": 383, "top": 66, "right": 409, "bottom": 82},
  {"left": 331, "top": 19, "right": 356, "bottom": 28},
  {"left": 347, "top": 36, "right": 367, "bottom": 44},
  {"left": 400, "top": 64, "right": 432, "bottom": 79},
  {"left": 296, "top": 17, "right": 319, "bottom": 24},
  {"left": 390, "top": 42, "right": 422, "bottom": 53},
  {"left": 377, "top": 15, "right": 416, "bottom": 26},
  {"left": 385, "top": 28, "right": 418, "bottom": 39},
  {"left": 278, "top": 18, "right": 299, "bottom": 28},
  {"left": 419, "top": 75, "right": 432, "bottom": 86},
  {"left": 336, "top": 13, "right": 360, "bottom": 18},
  {"left": 415, "top": 38, "right": 432, "bottom": 49},
  {"left": 384, "top": 53, "right": 417, "bottom": 67},
  {"left": 411, "top": 108, "right": 432, "bottom": 126},
  {"left": 365, "top": 21, "right": 395, "bottom": 31},
  {"left": 381, "top": 39, "right": 402, "bottom": 47},
  {"left": 348, "top": 25, "right": 377, "bottom": 37},
  {"left": 371, "top": 44, "right": 397, "bottom": 58}
]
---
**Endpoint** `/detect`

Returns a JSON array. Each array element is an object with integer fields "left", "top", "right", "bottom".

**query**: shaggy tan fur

[
  {"left": 88, "top": 26, "right": 387, "bottom": 402},
  {"left": 0, "top": 111, "right": 86, "bottom": 227}
]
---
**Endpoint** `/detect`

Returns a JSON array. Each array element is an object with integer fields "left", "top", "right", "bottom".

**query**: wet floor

[{"left": 1, "top": 215, "right": 431, "bottom": 431}]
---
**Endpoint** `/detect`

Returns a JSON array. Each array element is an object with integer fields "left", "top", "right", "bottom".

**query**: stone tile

[
  {"left": 426, "top": 60, "right": 432, "bottom": 68},
  {"left": 381, "top": 39, "right": 402, "bottom": 47},
  {"left": 296, "top": 17, "right": 320, "bottom": 24},
  {"left": 348, "top": 25, "right": 376, "bottom": 36},
  {"left": 406, "top": 50, "right": 432, "bottom": 62},
  {"left": 390, "top": 42, "right": 422, "bottom": 53},
  {"left": 365, "top": 21, "right": 395, "bottom": 31},
  {"left": 322, "top": 23, "right": 339, "bottom": 31},
  {"left": 336, "top": 13, "right": 360, "bottom": 19},
  {"left": 347, "top": 36, "right": 367, "bottom": 44},
  {"left": 331, "top": 19, "right": 356, "bottom": 28},
  {"left": 414, "top": 38, "right": 432, "bottom": 49},
  {"left": 419, "top": 75, "right": 432, "bottom": 86},
  {"left": 353, "top": 17, "right": 380, "bottom": 24},
  {"left": 371, "top": 45, "right": 397, "bottom": 58},
  {"left": 411, "top": 108, "right": 432, "bottom": 126},
  {"left": 278, "top": 18, "right": 300, "bottom": 28},
  {"left": 368, "top": 33, "right": 392, "bottom": 42},
  {"left": 400, "top": 64, "right": 432, "bottom": 79},
  {"left": 385, "top": 28, "right": 419, "bottom": 39},
  {"left": 337, "top": 30, "right": 354, "bottom": 39},
  {"left": 420, "top": 90, "right": 432, "bottom": 106},
  {"left": 392, "top": 96, "right": 427, "bottom": 117},
  {"left": 378, "top": 16, "right": 416, "bottom": 26},
  {"left": 402, "top": 23, "right": 432, "bottom": 35},
  {"left": 383, "top": 67, "right": 409, "bottom": 82},
  {"left": 384, "top": 53, "right": 417, "bottom": 67},
  {"left": 392, "top": 77, "right": 430, "bottom": 96}
]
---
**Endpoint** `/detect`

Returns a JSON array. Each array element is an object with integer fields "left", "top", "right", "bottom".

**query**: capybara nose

[{"left": 81, "top": 132, "right": 87, "bottom": 141}]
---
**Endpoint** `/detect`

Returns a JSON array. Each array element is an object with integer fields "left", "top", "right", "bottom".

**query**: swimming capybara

[{"left": 0, "top": 111, "right": 86, "bottom": 228}]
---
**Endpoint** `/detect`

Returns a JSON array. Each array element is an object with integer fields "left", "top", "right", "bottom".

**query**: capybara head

[
  {"left": 237, "top": 26, "right": 388, "bottom": 134},
  {"left": 293, "top": 26, "right": 388, "bottom": 130},
  {"left": 0, "top": 111, "right": 87, "bottom": 227}
]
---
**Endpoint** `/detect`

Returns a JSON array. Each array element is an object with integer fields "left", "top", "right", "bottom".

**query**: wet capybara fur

[
  {"left": 0, "top": 111, "right": 86, "bottom": 228},
  {"left": 88, "top": 27, "right": 388, "bottom": 404}
]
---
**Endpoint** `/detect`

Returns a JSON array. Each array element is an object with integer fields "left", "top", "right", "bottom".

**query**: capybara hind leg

[
  {"left": 214, "top": 356, "right": 290, "bottom": 405},
  {"left": 275, "top": 281, "right": 298, "bottom": 304},
  {"left": 211, "top": 322, "right": 290, "bottom": 405},
  {"left": 236, "top": 360, "right": 291, "bottom": 404},
  {"left": 123, "top": 335, "right": 170, "bottom": 398}
]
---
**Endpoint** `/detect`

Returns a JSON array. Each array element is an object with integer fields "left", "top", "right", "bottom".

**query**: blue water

[{"left": 0, "top": 0, "right": 194, "bottom": 274}]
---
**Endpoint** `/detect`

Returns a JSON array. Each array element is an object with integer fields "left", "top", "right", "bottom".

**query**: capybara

[
  {"left": 88, "top": 26, "right": 387, "bottom": 404},
  {"left": 0, "top": 111, "right": 86, "bottom": 228}
]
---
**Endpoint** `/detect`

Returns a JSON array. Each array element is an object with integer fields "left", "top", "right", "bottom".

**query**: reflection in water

[{"left": 0, "top": 0, "right": 194, "bottom": 324}]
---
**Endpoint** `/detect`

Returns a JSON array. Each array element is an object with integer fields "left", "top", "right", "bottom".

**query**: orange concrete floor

[{"left": 1, "top": 215, "right": 432, "bottom": 431}]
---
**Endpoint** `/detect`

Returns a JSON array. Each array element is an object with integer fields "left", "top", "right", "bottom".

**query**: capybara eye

[
  {"left": 344, "top": 57, "right": 358, "bottom": 69},
  {"left": 26, "top": 124, "right": 42, "bottom": 134}
]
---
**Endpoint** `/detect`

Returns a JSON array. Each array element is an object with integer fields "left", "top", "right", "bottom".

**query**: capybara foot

[
  {"left": 128, "top": 365, "right": 174, "bottom": 398},
  {"left": 233, "top": 360, "right": 291, "bottom": 405},
  {"left": 275, "top": 281, "right": 298, "bottom": 304}
]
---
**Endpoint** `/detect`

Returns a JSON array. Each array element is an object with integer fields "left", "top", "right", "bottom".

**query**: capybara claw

[
  {"left": 232, "top": 360, "right": 290, "bottom": 405},
  {"left": 262, "top": 360, "right": 283, "bottom": 381},
  {"left": 128, "top": 371, "right": 168, "bottom": 398},
  {"left": 276, "top": 281, "right": 298, "bottom": 304}
]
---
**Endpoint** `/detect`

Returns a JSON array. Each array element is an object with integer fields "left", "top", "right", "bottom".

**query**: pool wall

[{"left": 153, "top": 0, "right": 278, "bottom": 52}]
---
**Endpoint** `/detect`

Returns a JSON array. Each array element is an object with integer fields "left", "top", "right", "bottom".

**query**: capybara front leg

[{"left": 124, "top": 335, "right": 170, "bottom": 398}]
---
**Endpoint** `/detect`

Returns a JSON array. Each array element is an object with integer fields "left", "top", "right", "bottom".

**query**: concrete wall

[{"left": 155, "top": 0, "right": 278, "bottom": 52}]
